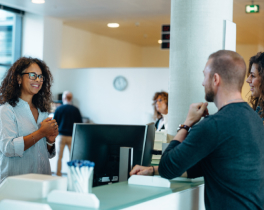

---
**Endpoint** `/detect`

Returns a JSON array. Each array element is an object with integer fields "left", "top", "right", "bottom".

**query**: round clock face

[{"left": 113, "top": 76, "right": 127, "bottom": 91}]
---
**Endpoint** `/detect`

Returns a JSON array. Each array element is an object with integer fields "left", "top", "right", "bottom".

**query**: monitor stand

[{"left": 119, "top": 147, "right": 133, "bottom": 182}]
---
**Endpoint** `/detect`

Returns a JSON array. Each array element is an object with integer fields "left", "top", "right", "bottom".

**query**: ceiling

[{"left": 0, "top": 0, "right": 263, "bottom": 46}]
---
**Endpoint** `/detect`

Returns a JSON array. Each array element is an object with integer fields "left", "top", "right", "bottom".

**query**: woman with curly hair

[
  {"left": 152, "top": 91, "right": 168, "bottom": 131},
  {"left": 0, "top": 57, "right": 58, "bottom": 183},
  {"left": 246, "top": 52, "right": 264, "bottom": 121}
]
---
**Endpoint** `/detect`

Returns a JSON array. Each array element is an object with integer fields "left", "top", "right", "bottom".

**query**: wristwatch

[{"left": 177, "top": 124, "right": 191, "bottom": 132}]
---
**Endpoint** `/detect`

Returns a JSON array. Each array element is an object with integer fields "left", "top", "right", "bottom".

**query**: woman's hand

[
  {"left": 39, "top": 117, "right": 58, "bottom": 137},
  {"left": 130, "top": 165, "right": 154, "bottom": 176},
  {"left": 46, "top": 132, "right": 59, "bottom": 144}
]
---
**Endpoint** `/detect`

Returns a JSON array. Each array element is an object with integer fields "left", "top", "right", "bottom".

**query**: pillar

[{"left": 168, "top": 0, "right": 234, "bottom": 136}]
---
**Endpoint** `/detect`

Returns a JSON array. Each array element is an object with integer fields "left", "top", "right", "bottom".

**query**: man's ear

[{"left": 212, "top": 73, "right": 220, "bottom": 87}]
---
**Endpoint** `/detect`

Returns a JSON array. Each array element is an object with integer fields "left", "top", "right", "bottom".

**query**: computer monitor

[{"left": 70, "top": 123, "right": 155, "bottom": 187}]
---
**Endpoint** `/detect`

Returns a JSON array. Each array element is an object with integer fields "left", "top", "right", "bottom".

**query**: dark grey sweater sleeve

[{"left": 158, "top": 117, "right": 219, "bottom": 179}]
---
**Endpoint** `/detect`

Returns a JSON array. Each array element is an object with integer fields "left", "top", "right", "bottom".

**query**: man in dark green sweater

[{"left": 130, "top": 50, "right": 264, "bottom": 209}]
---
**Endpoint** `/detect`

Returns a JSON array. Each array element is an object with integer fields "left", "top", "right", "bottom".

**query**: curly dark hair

[
  {"left": 247, "top": 52, "right": 264, "bottom": 118},
  {"left": 0, "top": 57, "right": 53, "bottom": 112},
  {"left": 152, "top": 91, "right": 168, "bottom": 120}
]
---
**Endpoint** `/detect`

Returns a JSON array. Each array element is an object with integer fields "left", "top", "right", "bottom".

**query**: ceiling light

[
  {"left": 158, "top": 40, "right": 162, "bottom": 44},
  {"left": 32, "top": 0, "right": 45, "bottom": 4},
  {"left": 107, "top": 23, "right": 119, "bottom": 28}
]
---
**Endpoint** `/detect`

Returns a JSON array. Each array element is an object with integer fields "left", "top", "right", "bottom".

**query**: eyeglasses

[
  {"left": 21, "top": 72, "right": 45, "bottom": 82},
  {"left": 154, "top": 99, "right": 163, "bottom": 103}
]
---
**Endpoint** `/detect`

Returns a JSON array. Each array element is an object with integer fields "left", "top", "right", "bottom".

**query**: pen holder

[{"left": 67, "top": 160, "right": 94, "bottom": 193}]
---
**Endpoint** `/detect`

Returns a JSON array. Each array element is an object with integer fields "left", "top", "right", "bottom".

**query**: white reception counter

[{"left": 0, "top": 174, "right": 205, "bottom": 210}]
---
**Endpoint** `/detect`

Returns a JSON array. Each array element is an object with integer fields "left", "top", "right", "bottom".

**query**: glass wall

[{"left": 0, "top": 8, "right": 22, "bottom": 81}]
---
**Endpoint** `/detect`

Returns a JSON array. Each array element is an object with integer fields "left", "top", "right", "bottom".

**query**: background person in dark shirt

[
  {"left": 54, "top": 91, "right": 82, "bottom": 176},
  {"left": 130, "top": 50, "right": 264, "bottom": 210}
]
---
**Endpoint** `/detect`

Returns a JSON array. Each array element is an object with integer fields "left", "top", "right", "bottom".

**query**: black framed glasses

[{"left": 21, "top": 72, "right": 45, "bottom": 82}]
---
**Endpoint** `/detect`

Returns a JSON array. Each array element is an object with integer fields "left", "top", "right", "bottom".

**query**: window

[{"left": 0, "top": 6, "right": 23, "bottom": 81}]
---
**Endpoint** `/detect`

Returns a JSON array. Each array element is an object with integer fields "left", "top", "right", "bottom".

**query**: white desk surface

[{"left": 31, "top": 180, "right": 204, "bottom": 210}]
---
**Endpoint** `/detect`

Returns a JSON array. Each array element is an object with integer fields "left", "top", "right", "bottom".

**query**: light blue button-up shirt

[{"left": 0, "top": 98, "right": 55, "bottom": 183}]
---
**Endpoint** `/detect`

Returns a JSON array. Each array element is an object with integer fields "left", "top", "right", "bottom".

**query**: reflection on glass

[
  {"left": 0, "top": 66, "right": 8, "bottom": 82},
  {"left": 0, "top": 10, "right": 15, "bottom": 66}
]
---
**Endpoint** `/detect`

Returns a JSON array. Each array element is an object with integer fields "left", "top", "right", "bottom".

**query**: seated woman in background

[
  {"left": 152, "top": 91, "right": 168, "bottom": 131},
  {"left": 246, "top": 52, "right": 264, "bottom": 121},
  {"left": 0, "top": 57, "right": 59, "bottom": 184}
]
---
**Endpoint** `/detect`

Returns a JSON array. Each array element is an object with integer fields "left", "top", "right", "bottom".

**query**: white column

[
  {"left": 43, "top": 17, "right": 63, "bottom": 98},
  {"left": 22, "top": 13, "right": 44, "bottom": 59},
  {"left": 168, "top": 0, "right": 233, "bottom": 136}
]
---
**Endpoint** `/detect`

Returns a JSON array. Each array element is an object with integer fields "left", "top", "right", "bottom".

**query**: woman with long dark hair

[
  {"left": 246, "top": 52, "right": 264, "bottom": 121},
  {"left": 0, "top": 57, "right": 58, "bottom": 183}
]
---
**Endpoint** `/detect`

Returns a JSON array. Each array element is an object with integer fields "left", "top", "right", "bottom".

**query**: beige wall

[
  {"left": 142, "top": 46, "right": 169, "bottom": 67},
  {"left": 258, "top": 45, "right": 264, "bottom": 52},
  {"left": 60, "top": 25, "right": 143, "bottom": 68},
  {"left": 60, "top": 25, "right": 170, "bottom": 68}
]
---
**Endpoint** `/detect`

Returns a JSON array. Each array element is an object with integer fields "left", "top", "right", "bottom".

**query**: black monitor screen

[{"left": 70, "top": 123, "right": 155, "bottom": 186}]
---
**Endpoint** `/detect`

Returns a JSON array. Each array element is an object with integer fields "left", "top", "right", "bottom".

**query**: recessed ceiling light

[
  {"left": 158, "top": 40, "right": 162, "bottom": 44},
  {"left": 107, "top": 23, "right": 119, "bottom": 28},
  {"left": 32, "top": 0, "right": 45, "bottom": 4}
]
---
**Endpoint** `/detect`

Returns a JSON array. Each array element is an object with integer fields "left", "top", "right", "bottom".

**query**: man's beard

[{"left": 205, "top": 84, "right": 214, "bottom": 102}]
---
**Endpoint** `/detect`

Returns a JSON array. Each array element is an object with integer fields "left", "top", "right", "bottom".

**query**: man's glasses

[
  {"left": 154, "top": 99, "right": 163, "bottom": 103},
  {"left": 21, "top": 72, "right": 45, "bottom": 82}
]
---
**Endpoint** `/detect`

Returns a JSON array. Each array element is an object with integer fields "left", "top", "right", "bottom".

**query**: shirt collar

[{"left": 18, "top": 98, "right": 29, "bottom": 106}]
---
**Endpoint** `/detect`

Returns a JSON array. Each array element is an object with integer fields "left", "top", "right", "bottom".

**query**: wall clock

[{"left": 113, "top": 76, "right": 127, "bottom": 91}]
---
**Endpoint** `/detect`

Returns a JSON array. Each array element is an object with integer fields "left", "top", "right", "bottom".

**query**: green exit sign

[{"left": 245, "top": 5, "right": 259, "bottom": 13}]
